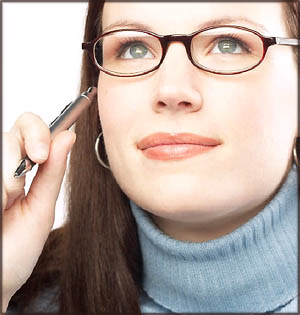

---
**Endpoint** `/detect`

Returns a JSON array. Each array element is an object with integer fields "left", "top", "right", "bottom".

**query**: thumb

[{"left": 25, "top": 130, "right": 76, "bottom": 227}]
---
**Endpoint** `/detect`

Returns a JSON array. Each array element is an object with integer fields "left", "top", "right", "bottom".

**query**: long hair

[{"left": 9, "top": 1, "right": 298, "bottom": 314}]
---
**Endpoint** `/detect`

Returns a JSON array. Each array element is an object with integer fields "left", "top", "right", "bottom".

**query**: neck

[
  {"left": 149, "top": 209, "right": 261, "bottom": 242},
  {"left": 149, "top": 164, "right": 293, "bottom": 242}
]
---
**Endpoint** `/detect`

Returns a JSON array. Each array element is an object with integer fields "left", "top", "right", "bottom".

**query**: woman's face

[{"left": 98, "top": 2, "right": 297, "bottom": 240}]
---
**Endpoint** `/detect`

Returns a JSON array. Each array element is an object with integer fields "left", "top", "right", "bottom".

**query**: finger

[
  {"left": 24, "top": 130, "right": 76, "bottom": 229},
  {"left": 2, "top": 132, "right": 25, "bottom": 211},
  {"left": 10, "top": 112, "right": 51, "bottom": 164}
]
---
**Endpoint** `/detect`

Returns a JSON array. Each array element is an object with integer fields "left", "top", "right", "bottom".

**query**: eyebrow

[{"left": 102, "top": 16, "right": 269, "bottom": 34}]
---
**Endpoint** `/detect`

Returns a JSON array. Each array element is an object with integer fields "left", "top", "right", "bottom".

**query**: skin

[{"left": 98, "top": 2, "right": 297, "bottom": 242}]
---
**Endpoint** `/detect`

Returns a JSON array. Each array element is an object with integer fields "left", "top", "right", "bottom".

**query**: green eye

[
  {"left": 218, "top": 39, "right": 238, "bottom": 53},
  {"left": 129, "top": 44, "right": 148, "bottom": 58}
]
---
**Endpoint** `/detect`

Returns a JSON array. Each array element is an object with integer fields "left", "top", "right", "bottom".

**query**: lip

[{"left": 137, "top": 132, "right": 222, "bottom": 161}]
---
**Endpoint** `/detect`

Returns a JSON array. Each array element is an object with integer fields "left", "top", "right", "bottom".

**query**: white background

[{"left": 3, "top": 2, "right": 89, "bottom": 229}]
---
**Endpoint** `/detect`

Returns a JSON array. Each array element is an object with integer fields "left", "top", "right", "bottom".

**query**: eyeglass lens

[{"left": 94, "top": 27, "right": 264, "bottom": 75}]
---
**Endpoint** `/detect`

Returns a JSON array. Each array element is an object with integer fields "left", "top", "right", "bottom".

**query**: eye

[
  {"left": 210, "top": 36, "right": 250, "bottom": 54},
  {"left": 117, "top": 40, "right": 154, "bottom": 59}
]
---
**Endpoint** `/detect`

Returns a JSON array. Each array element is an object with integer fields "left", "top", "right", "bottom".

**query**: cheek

[
  {"left": 257, "top": 48, "right": 298, "bottom": 138},
  {"left": 219, "top": 65, "right": 297, "bottom": 154},
  {"left": 97, "top": 75, "right": 146, "bottom": 168},
  {"left": 97, "top": 76, "right": 138, "bottom": 132}
]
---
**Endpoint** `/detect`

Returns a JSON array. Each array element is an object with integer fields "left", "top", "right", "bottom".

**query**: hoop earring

[
  {"left": 293, "top": 136, "right": 300, "bottom": 168},
  {"left": 94, "top": 132, "right": 110, "bottom": 170}
]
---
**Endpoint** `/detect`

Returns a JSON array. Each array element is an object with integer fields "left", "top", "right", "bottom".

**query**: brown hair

[
  {"left": 10, "top": 1, "right": 298, "bottom": 314},
  {"left": 283, "top": 1, "right": 299, "bottom": 65}
]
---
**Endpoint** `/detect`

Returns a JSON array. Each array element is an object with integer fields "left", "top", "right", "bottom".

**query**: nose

[{"left": 153, "top": 42, "right": 203, "bottom": 114}]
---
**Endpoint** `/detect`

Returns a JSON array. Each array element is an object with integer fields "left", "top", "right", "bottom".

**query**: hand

[{"left": 2, "top": 112, "right": 76, "bottom": 311}]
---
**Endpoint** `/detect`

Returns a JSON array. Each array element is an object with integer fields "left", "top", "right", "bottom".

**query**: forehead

[{"left": 102, "top": 2, "right": 286, "bottom": 36}]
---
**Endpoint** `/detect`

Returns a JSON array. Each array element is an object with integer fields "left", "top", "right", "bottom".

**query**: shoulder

[{"left": 7, "top": 285, "right": 59, "bottom": 313}]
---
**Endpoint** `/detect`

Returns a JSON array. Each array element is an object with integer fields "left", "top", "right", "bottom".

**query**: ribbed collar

[{"left": 130, "top": 164, "right": 298, "bottom": 313}]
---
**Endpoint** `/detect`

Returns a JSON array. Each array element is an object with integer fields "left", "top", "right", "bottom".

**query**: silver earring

[
  {"left": 293, "top": 136, "right": 300, "bottom": 168},
  {"left": 94, "top": 132, "right": 110, "bottom": 170}
]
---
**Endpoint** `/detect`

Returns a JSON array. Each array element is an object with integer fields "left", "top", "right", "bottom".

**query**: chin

[
  {"left": 128, "top": 183, "right": 226, "bottom": 220},
  {"left": 132, "top": 195, "right": 225, "bottom": 224},
  {"left": 124, "top": 170, "right": 259, "bottom": 223}
]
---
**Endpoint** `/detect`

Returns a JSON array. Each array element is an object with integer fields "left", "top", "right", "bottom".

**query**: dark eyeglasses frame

[{"left": 82, "top": 25, "right": 299, "bottom": 77}]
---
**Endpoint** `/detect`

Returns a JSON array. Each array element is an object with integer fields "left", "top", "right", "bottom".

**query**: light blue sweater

[
  {"left": 7, "top": 164, "right": 298, "bottom": 313},
  {"left": 130, "top": 163, "right": 298, "bottom": 313}
]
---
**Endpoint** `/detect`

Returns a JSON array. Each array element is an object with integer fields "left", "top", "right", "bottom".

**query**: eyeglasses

[{"left": 82, "top": 25, "right": 299, "bottom": 77}]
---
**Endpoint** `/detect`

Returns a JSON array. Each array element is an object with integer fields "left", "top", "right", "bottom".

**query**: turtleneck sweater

[{"left": 130, "top": 163, "right": 298, "bottom": 313}]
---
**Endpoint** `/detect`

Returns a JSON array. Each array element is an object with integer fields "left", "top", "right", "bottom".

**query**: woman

[{"left": 3, "top": 1, "right": 299, "bottom": 313}]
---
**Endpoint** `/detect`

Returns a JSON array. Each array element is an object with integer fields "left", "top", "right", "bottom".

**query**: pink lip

[{"left": 137, "top": 132, "right": 222, "bottom": 160}]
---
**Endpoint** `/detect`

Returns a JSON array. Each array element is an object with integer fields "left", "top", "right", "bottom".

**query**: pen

[{"left": 14, "top": 86, "right": 97, "bottom": 178}]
